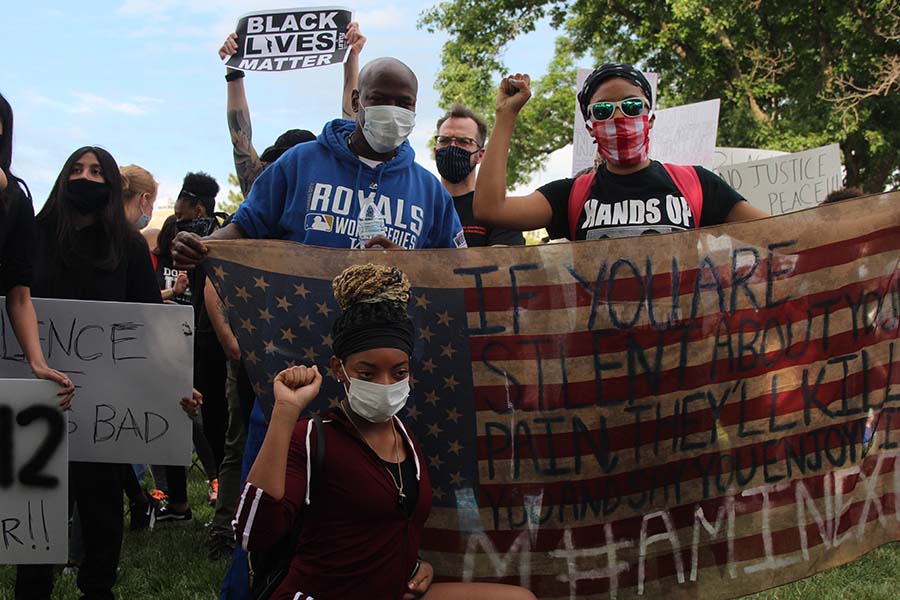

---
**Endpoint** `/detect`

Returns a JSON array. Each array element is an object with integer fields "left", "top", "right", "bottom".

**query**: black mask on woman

[
  {"left": 435, "top": 145, "right": 478, "bottom": 184},
  {"left": 65, "top": 178, "right": 110, "bottom": 215}
]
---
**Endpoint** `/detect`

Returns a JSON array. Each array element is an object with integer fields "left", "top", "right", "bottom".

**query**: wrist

[
  {"left": 495, "top": 109, "right": 520, "bottom": 125},
  {"left": 272, "top": 400, "right": 304, "bottom": 420},
  {"left": 225, "top": 69, "right": 245, "bottom": 82}
]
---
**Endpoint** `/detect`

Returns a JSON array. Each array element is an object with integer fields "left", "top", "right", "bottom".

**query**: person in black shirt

[
  {"left": 2, "top": 92, "right": 78, "bottom": 600},
  {"left": 156, "top": 172, "right": 228, "bottom": 521},
  {"left": 17, "top": 145, "right": 197, "bottom": 600},
  {"left": 474, "top": 65, "right": 768, "bottom": 240},
  {"left": 0, "top": 92, "right": 74, "bottom": 401},
  {"left": 434, "top": 103, "right": 524, "bottom": 247}
]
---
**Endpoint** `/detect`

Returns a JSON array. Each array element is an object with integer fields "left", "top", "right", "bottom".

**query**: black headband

[
  {"left": 332, "top": 320, "right": 415, "bottom": 360},
  {"left": 577, "top": 63, "right": 654, "bottom": 119}
]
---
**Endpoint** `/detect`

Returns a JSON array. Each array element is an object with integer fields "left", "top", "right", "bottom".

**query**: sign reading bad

[
  {"left": 225, "top": 7, "right": 353, "bottom": 73},
  {"left": 0, "top": 380, "right": 68, "bottom": 565},
  {"left": 0, "top": 298, "right": 193, "bottom": 465}
]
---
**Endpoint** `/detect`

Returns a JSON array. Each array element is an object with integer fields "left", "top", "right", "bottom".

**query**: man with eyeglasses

[
  {"left": 474, "top": 64, "right": 768, "bottom": 241},
  {"left": 434, "top": 103, "right": 524, "bottom": 246}
]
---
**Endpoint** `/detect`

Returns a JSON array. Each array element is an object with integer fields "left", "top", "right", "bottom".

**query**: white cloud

[
  {"left": 25, "top": 92, "right": 162, "bottom": 116},
  {"left": 356, "top": 5, "right": 405, "bottom": 29}
]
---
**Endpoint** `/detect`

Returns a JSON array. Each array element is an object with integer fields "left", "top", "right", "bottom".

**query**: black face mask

[
  {"left": 435, "top": 145, "right": 478, "bottom": 184},
  {"left": 65, "top": 178, "right": 110, "bottom": 215}
]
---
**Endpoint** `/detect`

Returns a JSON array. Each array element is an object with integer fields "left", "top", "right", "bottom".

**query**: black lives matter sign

[{"left": 225, "top": 7, "right": 353, "bottom": 73}]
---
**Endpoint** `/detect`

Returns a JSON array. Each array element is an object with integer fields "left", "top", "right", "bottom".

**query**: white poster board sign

[
  {"left": 0, "top": 299, "right": 193, "bottom": 465},
  {"left": 712, "top": 147, "right": 787, "bottom": 173},
  {"left": 716, "top": 144, "right": 843, "bottom": 215},
  {"left": 648, "top": 99, "right": 720, "bottom": 168},
  {"left": 224, "top": 7, "right": 354, "bottom": 72},
  {"left": 571, "top": 68, "right": 658, "bottom": 176},
  {"left": 0, "top": 379, "right": 68, "bottom": 564}
]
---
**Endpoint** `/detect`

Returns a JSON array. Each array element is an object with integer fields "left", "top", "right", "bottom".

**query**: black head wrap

[
  {"left": 577, "top": 63, "right": 654, "bottom": 120},
  {"left": 332, "top": 318, "right": 414, "bottom": 359}
]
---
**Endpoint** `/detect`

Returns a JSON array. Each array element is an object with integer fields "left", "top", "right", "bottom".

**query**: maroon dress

[{"left": 233, "top": 410, "right": 432, "bottom": 600}]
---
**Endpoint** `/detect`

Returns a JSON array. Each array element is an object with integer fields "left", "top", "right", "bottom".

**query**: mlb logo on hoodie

[{"left": 305, "top": 213, "right": 334, "bottom": 232}]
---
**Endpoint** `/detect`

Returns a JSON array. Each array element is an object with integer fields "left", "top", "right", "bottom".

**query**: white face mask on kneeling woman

[{"left": 341, "top": 361, "right": 410, "bottom": 423}]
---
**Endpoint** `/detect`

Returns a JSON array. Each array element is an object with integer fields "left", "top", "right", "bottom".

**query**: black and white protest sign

[
  {"left": 224, "top": 7, "right": 353, "bottom": 73},
  {"left": 717, "top": 144, "right": 843, "bottom": 215},
  {"left": 0, "top": 380, "right": 68, "bottom": 564},
  {"left": 0, "top": 298, "right": 193, "bottom": 465}
]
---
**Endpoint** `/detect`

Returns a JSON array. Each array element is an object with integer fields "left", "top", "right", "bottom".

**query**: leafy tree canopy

[{"left": 420, "top": 0, "right": 900, "bottom": 192}]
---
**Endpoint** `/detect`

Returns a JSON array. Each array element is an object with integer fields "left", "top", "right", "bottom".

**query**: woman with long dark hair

[{"left": 17, "top": 145, "right": 166, "bottom": 599}]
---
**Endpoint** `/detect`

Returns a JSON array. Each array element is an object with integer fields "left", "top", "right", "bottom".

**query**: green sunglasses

[{"left": 588, "top": 97, "right": 647, "bottom": 121}]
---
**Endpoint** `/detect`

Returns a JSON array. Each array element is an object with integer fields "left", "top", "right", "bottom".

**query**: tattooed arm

[
  {"left": 221, "top": 33, "right": 264, "bottom": 196},
  {"left": 342, "top": 22, "right": 366, "bottom": 119}
]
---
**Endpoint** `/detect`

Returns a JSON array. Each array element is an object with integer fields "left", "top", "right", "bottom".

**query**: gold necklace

[{"left": 340, "top": 401, "right": 405, "bottom": 504}]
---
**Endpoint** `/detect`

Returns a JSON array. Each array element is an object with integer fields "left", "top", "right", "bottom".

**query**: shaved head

[{"left": 358, "top": 57, "right": 418, "bottom": 96}]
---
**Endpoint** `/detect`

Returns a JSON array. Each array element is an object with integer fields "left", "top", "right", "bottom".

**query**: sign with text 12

[
  {"left": 0, "top": 379, "right": 68, "bottom": 564},
  {"left": 0, "top": 298, "right": 193, "bottom": 465},
  {"left": 717, "top": 144, "right": 843, "bottom": 216},
  {"left": 225, "top": 7, "right": 353, "bottom": 73}
]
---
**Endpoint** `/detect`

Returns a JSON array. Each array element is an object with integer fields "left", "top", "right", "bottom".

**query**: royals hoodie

[{"left": 233, "top": 119, "right": 466, "bottom": 249}]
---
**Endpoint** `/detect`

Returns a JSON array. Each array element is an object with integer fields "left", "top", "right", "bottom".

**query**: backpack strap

[
  {"left": 662, "top": 163, "right": 703, "bottom": 228},
  {"left": 567, "top": 172, "right": 596, "bottom": 240},
  {"left": 302, "top": 414, "right": 325, "bottom": 506}
]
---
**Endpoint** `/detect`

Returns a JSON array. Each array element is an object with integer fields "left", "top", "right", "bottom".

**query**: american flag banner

[{"left": 204, "top": 192, "right": 900, "bottom": 599}]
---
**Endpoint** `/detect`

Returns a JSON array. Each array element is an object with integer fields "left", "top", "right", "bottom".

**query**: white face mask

[
  {"left": 360, "top": 104, "right": 416, "bottom": 154},
  {"left": 341, "top": 362, "right": 410, "bottom": 423}
]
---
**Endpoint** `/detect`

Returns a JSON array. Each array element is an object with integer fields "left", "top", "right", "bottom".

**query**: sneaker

[
  {"left": 129, "top": 496, "right": 159, "bottom": 531},
  {"left": 155, "top": 504, "right": 192, "bottom": 523},
  {"left": 208, "top": 479, "right": 219, "bottom": 507},
  {"left": 206, "top": 529, "right": 235, "bottom": 561}
]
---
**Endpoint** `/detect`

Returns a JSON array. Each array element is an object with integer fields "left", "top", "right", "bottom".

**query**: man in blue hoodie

[
  {"left": 172, "top": 57, "right": 466, "bottom": 260},
  {"left": 172, "top": 57, "right": 466, "bottom": 600}
]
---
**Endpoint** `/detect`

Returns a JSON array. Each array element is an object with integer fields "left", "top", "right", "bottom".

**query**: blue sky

[{"left": 3, "top": 1, "right": 574, "bottom": 218}]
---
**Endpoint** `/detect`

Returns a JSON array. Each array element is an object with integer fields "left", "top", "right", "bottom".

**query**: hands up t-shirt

[{"left": 538, "top": 161, "right": 744, "bottom": 241}]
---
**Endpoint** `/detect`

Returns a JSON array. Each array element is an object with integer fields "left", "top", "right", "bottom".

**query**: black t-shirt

[
  {"left": 0, "top": 182, "right": 36, "bottom": 292},
  {"left": 31, "top": 219, "right": 162, "bottom": 304},
  {"left": 155, "top": 253, "right": 192, "bottom": 306},
  {"left": 453, "top": 192, "right": 525, "bottom": 247},
  {"left": 538, "top": 161, "right": 744, "bottom": 241}
]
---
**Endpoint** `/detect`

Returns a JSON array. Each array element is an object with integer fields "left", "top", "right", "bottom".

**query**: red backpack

[{"left": 567, "top": 163, "right": 703, "bottom": 240}]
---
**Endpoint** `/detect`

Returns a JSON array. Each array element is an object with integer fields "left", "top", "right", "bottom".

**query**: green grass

[{"left": 2, "top": 465, "right": 899, "bottom": 599}]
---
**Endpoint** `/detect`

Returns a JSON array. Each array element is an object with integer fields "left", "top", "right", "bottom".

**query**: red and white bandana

[{"left": 591, "top": 114, "right": 650, "bottom": 167}]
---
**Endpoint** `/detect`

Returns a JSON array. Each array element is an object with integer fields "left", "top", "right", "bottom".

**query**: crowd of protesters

[{"left": 0, "top": 16, "right": 872, "bottom": 600}]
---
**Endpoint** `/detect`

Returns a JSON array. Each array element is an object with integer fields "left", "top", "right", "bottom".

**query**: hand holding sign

[
  {"left": 346, "top": 21, "right": 366, "bottom": 57},
  {"left": 220, "top": 32, "right": 239, "bottom": 62},
  {"left": 180, "top": 388, "right": 203, "bottom": 418},
  {"left": 29, "top": 364, "right": 74, "bottom": 411}
]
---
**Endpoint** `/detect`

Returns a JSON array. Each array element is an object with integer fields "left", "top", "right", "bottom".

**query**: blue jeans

[{"left": 218, "top": 400, "right": 267, "bottom": 600}]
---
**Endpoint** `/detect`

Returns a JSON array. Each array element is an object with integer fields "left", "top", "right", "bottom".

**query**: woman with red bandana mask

[{"left": 473, "top": 65, "right": 768, "bottom": 241}]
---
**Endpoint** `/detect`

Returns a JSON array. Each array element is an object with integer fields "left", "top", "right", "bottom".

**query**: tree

[
  {"left": 219, "top": 173, "right": 245, "bottom": 216},
  {"left": 420, "top": 0, "right": 900, "bottom": 193}
]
